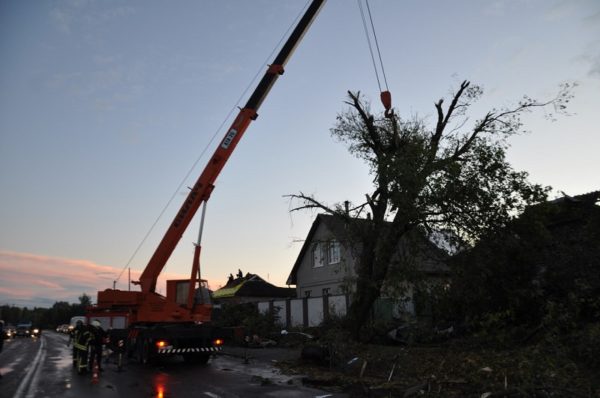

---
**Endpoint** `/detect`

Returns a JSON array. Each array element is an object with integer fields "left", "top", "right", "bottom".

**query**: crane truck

[{"left": 87, "top": 0, "right": 326, "bottom": 365}]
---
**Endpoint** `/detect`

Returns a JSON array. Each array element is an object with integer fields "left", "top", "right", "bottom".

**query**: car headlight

[{"left": 33, "top": 328, "right": 39, "bottom": 334}]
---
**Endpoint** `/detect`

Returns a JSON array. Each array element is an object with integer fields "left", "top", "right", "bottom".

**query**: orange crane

[{"left": 88, "top": 0, "right": 326, "bottom": 365}]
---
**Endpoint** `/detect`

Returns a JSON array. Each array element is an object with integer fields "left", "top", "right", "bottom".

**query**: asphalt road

[{"left": 0, "top": 331, "right": 345, "bottom": 398}]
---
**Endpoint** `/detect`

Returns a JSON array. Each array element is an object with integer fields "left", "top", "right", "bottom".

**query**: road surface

[{"left": 0, "top": 331, "right": 345, "bottom": 398}]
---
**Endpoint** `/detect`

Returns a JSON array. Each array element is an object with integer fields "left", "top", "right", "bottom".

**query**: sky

[{"left": 1, "top": 0, "right": 598, "bottom": 308}]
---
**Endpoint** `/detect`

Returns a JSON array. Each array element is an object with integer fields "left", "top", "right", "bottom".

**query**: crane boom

[{"left": 138, "top": 0, "right": 326, "bottom": 293}]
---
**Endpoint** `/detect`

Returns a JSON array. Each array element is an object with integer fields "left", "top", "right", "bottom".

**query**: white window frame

[
  {"left": 328, "top": 240, "right": 340, "bottom": 264},
  {"left": 312, "top": 242, "right": 325, "bottom": 268}
]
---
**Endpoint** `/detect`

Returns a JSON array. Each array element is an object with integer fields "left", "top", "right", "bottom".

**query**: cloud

[
  {"left": 578, "top": 40, "right": 600, "bottom": 78},
  {"left": 583, "top": 10, "right": 600, "bottom": 26},
  {"left": 482, "top": 1, "right": 509, "bottom": 17},
  {"left": 587, "top": 54, "right": 600, "bottom": 77},
  {"left": 49, "top": 2, "right": 135, "bottom": 35},
  {"left": 49, "top": 8, "right": 73, "bottom": 34},
  {"left": 0, "top": 250, "right": 193, "bottom": 308},
  {"left": 542, "top": 0, "right": 578, "bottom": 22}
]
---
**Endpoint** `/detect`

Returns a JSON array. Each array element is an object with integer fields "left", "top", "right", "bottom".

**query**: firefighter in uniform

[
  {"left": 89, "top": 320, "right": 107, "bottom": 372},
  {"left": 68, "top": 320, "right": 85, "bottom": 367},
  {"left": 73, "top": 321, "right": 92, "bottom": 374}
]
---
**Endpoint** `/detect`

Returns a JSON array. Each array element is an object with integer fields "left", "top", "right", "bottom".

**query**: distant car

[
  {"left": 4, "top": 324, "right": 16, "bottom": 339},
  {"left": 16, "top": 323, "right": 31, "bottom": 337},
  {"left": 2, "top": 322, "right": 15, "bottom": 339},
  {"left": 56, "top": 324, "right": 70, "bottom": 333},
  {"left": 16, "top": 323, "right": 41, "bottom": 338},
  {"left": 32, "top": 327, "right": 42, "bottom": 337}
]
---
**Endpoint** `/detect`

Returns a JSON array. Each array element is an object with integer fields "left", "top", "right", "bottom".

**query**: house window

[
  {"left": 312, "top": 242, "right": 325, "bottom": 268},
  {"left": 328, "top": 240, "right": 340, "bottom": 264},
  {"left": 322, "top": 288, "right": 330, "bottom": 296},
  {"left": 304, "top": 290, "right": 311, "bottom": 298}
]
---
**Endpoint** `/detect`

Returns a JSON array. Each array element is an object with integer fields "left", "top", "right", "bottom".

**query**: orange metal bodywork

[{"left": 95, "top": 288, "right": 210, "bottom": 324}]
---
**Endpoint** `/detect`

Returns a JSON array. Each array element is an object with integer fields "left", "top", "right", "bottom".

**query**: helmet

[{"left": 91, "top": 320, "right": 101, "bottom": 328}]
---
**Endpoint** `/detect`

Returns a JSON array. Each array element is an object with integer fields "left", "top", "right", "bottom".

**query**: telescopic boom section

[{"left": 138, "top": 0, "right": 326, "bottom": 293}]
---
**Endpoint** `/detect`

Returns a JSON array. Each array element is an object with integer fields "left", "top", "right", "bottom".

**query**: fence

[
  {"left": 257, "top": 294, "right": 349, "bottom": 329},
  {"left": 257, "top": 294, "right": 414, "bottom": 328}
]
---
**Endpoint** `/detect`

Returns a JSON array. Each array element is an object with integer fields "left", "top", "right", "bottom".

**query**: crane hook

[{"left": 380, "top": 90, "right": 393, "bottom": 118}]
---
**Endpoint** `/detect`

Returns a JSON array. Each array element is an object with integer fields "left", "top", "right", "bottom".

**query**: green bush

[
  {"left": 440, "top": 198, "right": 600, "bottom": 340},
  {"left": 568, "top": 323, "right": 600, "bottom": 369},
  {"left": 213, "top": 303, "right": 279, "bottom": 339}
]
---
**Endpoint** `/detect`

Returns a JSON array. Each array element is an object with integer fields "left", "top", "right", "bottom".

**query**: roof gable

[{"left": 286, "top": 214, "right": 338, "bottom": 285}]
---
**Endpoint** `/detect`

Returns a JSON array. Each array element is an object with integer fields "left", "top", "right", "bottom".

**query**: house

[
  {"left": 212, "top": 272, "right": 295, "bottom": 305},
  {"left": 286, "top": 214, "right": 449, "bottom": 315}
]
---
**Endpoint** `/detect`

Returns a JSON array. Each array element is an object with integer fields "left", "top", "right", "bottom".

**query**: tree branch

[
  {"left": 285, "top": 193, "right": 337, "bottom": 214},
  {"left": 430, "top": 81, "right": 471, "bottom": 162},
  {"left": 347, "top": 91, "right": 383, "bottom": 157}
]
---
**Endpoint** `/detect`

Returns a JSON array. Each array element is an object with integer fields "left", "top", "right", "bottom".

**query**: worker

[
  {"left": 72, "top": 321, "right": 91, "bottom": 374},
  {"left": 89, "top": 320, "right": 107, "bottom": 372},
  {"left": 68, "top": 320, "right": 85, "bottom": 367}
]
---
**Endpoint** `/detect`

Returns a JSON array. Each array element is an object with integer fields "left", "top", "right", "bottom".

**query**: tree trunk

[
  {"left": 349, "top": 281, "right": 380, "bottom": 340},
  {"left": 349, "top": 218, "right": 407, "bottom": 340},
  {"left": 348, "top": 226, "right": 400, "bottom": 340}
]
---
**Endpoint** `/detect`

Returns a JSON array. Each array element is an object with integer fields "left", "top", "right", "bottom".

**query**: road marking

[
  {"left": 13, "top": 336, "right": 46, "bottom": 398},
  {"left": 203, "top": 393, "right": 221, "bottom": 398}
]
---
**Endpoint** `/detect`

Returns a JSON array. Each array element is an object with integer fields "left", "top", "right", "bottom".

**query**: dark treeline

[{"left": 0, "top": 294, "right": 92, "bottom": 329}]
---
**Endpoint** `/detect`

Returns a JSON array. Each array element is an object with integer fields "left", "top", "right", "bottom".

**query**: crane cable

[
  {"left": 114, "top": 1, "right": 312, "bottom": 288},
  {"left": 358, "top": 0, "right": 393, "bottom": 118}
]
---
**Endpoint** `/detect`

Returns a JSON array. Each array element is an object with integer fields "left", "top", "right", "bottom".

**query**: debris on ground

[{"left": 277, "top": 338, "right": 600, "bottom": 397}]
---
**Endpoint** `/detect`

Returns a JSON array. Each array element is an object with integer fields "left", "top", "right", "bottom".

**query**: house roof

[
  {"left": 549, "top": 190, "right": 599, "bottom": 206},
  {"left": 286, "top": 214, "right": 449, "bottom": 285},
  {"left": 533, "top": 190, "right": 600, "bottom": 230},
  {"left": 212, "top": 273, "right": 295, "bottom": 299}
]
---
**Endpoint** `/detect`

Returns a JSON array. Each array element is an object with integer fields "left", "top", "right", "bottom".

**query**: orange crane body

[{"left": 89, "top": 0, "right": 326, "bottom": 364}]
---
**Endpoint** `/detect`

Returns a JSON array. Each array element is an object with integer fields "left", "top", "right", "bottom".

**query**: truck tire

[
  {"left": 139, "top": 338, "right": 152, "bottom": 365},
  {"left": 183, "top": 353, "right": 210, "bottom": 365},
  {"left": 117, "top": 352, "right": 123, "bottom": 372}
]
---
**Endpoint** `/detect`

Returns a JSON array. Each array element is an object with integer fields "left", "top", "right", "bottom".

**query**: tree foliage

[
  {"left": 442, "top": 192, "right": 600, "bottom": 336},
  {"left": 288, "top": 81, "right": 572, "bottom": 338},
  {"left": 212, "top": 303, "right": 279, "bottom": 341},
  {"left": 0, "top": 294, "right": 90, "bottom": 329}
]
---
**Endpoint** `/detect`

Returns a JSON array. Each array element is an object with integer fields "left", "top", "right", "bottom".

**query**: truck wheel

[
  {"left": 127, "top": 344, "right": 135, "bottom": 358},
  {"left": 183, "top": 353, "right": 210, "bottom": 365},
  {"left": 139, "top": 339, "right": 149, "bottom": 364},
  {"left": 117, "top": 352, "right": 123, "bottom": 372}
]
